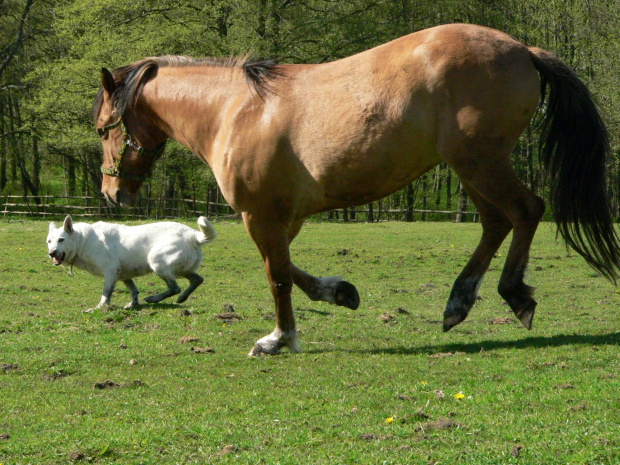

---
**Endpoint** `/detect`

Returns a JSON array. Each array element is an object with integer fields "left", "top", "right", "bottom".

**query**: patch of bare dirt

[
  {"left": 217, "top": 444, "right": 239, "bottom": 456},
  {"left": 428, "top": 351, "right": 465, "bottom": 359},
  {"left": 191, "top": 346, "right": 214, "bottom": 354},
  {"left": 69, "top": 450, "right": 86, "bottom": 461},
  {"left": 43, "top": 369, "right": 72, "bottom": 381},
  {"left": 511, "top": 445, "right": 524, "bottom": 457},
  {"left": 414, "top": 417, "right": 462, "bottom": 432},
  {"left": 490, "top": 317, "right": 515, "bottom": 325},
  {"left": 554, "top": 383, "right": 576, "bottom": 390},
  {"left": 94, "top": 380, "right": 120, "bottom": 389},
  {"left": 94, "top": 379, "right": 145, "bottom": 389},
  {"left": 1, "top": 363, "right": 18, "bottom": 371},
  {"left": 0, "top": 433, "right": 10, "bottom": 440},
  {"left": 380, "top": 313, "right": 395, "bottom": 323},
  {"left": 215, "top": 312, "right": 242, "bottom": 322},
  {"left": 359, "top": 433, "right": 395, "bottom": 441},
  {"left": 180, "top": 336, "right": 201, "bottom": 344}
]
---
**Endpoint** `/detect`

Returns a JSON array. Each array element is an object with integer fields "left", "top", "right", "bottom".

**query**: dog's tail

[{"left": 195, "top": 217, "right": 217, "bottom": 246}]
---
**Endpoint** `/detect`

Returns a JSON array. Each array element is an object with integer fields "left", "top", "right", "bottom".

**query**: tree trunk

[
  {"left": 405, "top": 183, "right": 414, "bottom": 222},
  {"left": 446, "top": 167, "right": 452, "bottom": 210},
  {"left": 456, "top": 181, "right": 468, "bottom": 223},
  {"left": 66, "top": 155, "right": 76, "bottom": 196},
  {"left": 421, "top": 175, "right": 427, "bottom": 221},
  {"left": 31, "top": 114, "right": 40, "bottom": 193},
  {"left": 0, "top": 107, "right": 6, "bottom": 190},
  {"left": 434, "top": 165, "right": 442, "bottom": 210},
  {"left": 367, "top": 202, "right": 374, "bottom": 223}
]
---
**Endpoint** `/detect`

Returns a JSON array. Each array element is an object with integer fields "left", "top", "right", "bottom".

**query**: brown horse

[{"left": 94, "top": 23, "right": 619, "bottom": 355}]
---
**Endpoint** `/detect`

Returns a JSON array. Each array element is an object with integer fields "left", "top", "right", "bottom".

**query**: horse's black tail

[{"left": 529, "top": 47, "right": 619, "bottom": 283}]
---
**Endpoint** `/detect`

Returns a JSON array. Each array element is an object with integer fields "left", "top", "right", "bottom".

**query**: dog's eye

[{"left": 58, "top": 238, "right": 65, "bottom": 242}]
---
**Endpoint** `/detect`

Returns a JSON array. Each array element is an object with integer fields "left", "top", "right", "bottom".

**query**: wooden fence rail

[{"left": 2, "top": 195, "right": 480, "bottom": 222}]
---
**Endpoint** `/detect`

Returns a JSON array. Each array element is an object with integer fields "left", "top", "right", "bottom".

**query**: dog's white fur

[{"left": 47, "top": 216, "right": 216, "bottom": 310}]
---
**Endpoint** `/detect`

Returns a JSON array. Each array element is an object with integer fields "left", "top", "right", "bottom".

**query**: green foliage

[
  {"left": 1, "top": 219, "right": 619, "bottom": 463},
  {"left": 1, "top": 0, "right": 619, "bottom": 214}
]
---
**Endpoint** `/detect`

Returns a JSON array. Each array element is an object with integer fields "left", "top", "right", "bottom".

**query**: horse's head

[{"left": 95, "top": 67, "right": 166, "bottom": 207}]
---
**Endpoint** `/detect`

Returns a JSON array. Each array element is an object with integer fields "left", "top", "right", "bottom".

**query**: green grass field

[{"left": 1, "top": 218, "right": 618, "bottom": 464}]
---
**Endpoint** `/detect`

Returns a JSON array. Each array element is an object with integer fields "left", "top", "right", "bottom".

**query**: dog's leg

[
  {"left": 86, "top": 276, "right": 117, "bottom": 312},
  {"left": 177, "top": 272, "right": 204, "bottom": 304},
  {"left": 123, "top": 279, "right": 140, "bottom": 308},
  {"left": 144, "top": 278, "right": 181, "bottom": 304}
]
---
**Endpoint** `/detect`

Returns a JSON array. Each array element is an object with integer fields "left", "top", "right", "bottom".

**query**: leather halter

[{"left": 98, "top": 118, "right": 166, "bottom": 181}]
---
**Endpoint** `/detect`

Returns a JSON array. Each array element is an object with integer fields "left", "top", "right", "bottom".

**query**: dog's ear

[
  {"left": 63, "top": 216, "right": 74, "bottom": 233},
  {"left": 49, "top": 222, "right": 57, "bottom": 232}
]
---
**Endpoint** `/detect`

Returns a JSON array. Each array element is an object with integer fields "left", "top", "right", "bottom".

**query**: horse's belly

[{"left": 319, "top": 146, "right": 439, "bottom": 205}]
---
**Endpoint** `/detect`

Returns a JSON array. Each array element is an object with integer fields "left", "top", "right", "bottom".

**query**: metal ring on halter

[{"left": 97, "top": 118, "right": 166, "bottom": 181}]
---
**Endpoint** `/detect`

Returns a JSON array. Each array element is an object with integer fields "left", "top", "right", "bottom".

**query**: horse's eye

[
  {"left": 97, "top": 128, "right": 105, "bottom": 136},
  {"left": 58, "top": 238, "right": 65, "bottom": 242}
]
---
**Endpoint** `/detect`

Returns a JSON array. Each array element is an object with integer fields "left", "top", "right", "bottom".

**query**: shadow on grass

[{"left": 306, "top": 332, "right": 620, "bottom": 355}]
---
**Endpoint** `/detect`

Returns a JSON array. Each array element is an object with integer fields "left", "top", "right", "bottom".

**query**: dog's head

[{"left": 47, "top": 216, "right": 76, "bottom": 266}]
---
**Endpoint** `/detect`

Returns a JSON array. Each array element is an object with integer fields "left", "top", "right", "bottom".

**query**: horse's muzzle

[{"left": 103, "top": 189, "right": 138, "bottom": 207}]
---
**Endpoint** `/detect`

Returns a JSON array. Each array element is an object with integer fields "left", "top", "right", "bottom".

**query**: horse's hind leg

[
  {"left": 177, "top": 272, "right": 204, "bottom": 304},
  {"left": 450, "top": 160, "right": 545, "bottom": 330},
  {"left": 443, "top": 183, "right": 512, "bottom": 331}
]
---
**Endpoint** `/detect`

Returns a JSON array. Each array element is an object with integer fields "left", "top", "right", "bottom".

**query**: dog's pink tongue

[{"left": 53, "top": 256, "right": 62, "bottom": 265}]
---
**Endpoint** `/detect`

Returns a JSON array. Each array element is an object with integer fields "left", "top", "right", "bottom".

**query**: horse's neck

[{"left": 141, "top": 67, "right": 251, "bottom": 163}]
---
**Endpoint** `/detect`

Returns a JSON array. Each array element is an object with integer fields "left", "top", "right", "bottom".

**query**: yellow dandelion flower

[
  {"left": 421, "top": 381, "right": 428, "bottom": 386},
  {"left": 454, "top": 392, "right": 465, "bottom": 400},
  {"left": 385, "top": 416, "right": 394, "bottom": 424}
]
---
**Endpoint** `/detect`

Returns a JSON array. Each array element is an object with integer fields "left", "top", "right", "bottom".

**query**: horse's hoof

[
  {"left": 248, "top": 343, "right": 281, "bottom": 357},
  {"left": 334, "top": 281, "right": 360, "bottom": 310},
  {"left": 442, "top": 311, "right": 468, "bottom": 332},
  {"left": 515, "top": 301, "right": 536, "bottom": 330}
]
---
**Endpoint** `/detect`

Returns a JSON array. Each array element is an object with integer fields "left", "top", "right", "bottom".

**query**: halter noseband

[{"left": 98, "top": 118, "right": 166, "bottom": 182}]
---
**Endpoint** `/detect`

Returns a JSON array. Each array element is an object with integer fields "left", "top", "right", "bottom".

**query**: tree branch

[{"left": 0, "top": 0, "right": 37, "bottom": 80}]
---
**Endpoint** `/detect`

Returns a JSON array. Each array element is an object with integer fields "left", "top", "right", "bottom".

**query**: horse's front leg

[
  {"left": 291, "top": 264, "right": 360, "bottom": 310},
  {"left": 244, "top": 214, "right": 299, "bottom": 356},
  {"left": 286, "top": 219, "right": 360, "bottom": 310}
]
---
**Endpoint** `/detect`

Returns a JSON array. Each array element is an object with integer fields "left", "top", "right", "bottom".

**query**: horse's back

[{"left": 276, "top": 24, "right": 540, "bottom": 208}]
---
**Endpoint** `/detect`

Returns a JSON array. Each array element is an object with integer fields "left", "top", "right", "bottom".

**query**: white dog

[{"left": 47, "top": 216, "right": 216, "bottom": 310}]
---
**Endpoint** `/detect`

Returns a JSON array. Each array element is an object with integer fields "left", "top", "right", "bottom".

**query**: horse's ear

[{"left": 101, "top": 68, "right": 116, "bottom": 94}]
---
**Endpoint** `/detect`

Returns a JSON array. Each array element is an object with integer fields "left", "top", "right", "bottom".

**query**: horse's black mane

[{"left": 93, "top": 56, "right": 283, "bottom": 122}]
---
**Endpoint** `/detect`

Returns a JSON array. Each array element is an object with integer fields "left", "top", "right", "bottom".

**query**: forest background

[{"left": 1, "top": 0, "right": 619, "bottom": 221}]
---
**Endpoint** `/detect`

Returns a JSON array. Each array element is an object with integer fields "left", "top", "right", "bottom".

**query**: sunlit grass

[{"left": 0, "top": 218, "right": 618, "bottom": 464}]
